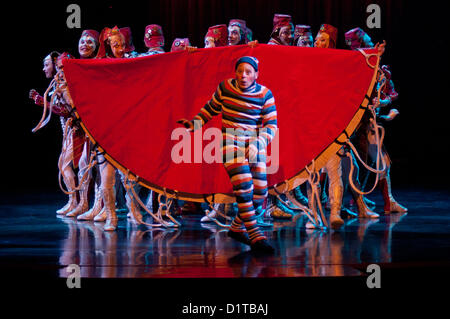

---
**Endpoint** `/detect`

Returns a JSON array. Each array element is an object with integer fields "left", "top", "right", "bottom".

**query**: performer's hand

[
  {"left": 186, "top": 46, "right": 198, "bottom": 53},
  {"left": 385, "top": 108, "right": 399, "bottom": 121},
  {"left": 177, "top": 118, "right": 194, "bottom": 132},
  {"left": 248, "top": 40, "right": 258, "bottom": 48},
  {"left": 29, "top": 89, "right": 38, "bottom": 100},
  {"left": 245, "top": 144, "right": 258, "bottom": 162}
]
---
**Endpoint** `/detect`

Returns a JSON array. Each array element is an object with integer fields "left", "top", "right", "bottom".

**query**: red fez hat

[
  {"left": 144, "top": 24, "right": 164, "bottom": 48},
  {"left": 205, "top": 24, "right": 228, "bottom": 47},
  {"left": 273, "top": 14, "right": 292, "bottom": 30},
  {"left": 57, "top": 52, "right": 73, "bottom": 68},
  {"left": 81, "top": 29, "right": 99, "bottom": 45},
  {"left": 171, "top": 38, "right": 191, "bottom": 52},
  {"left": 318, "top": 24, "right": 338, "bottom": 48},
  {"left": 119, "top": 27, "right": 135, "bottom": 53},
  {"left": 271, "top": 14, "right": 294, "bottom": 41},
  {"left": 229, "top": 19, "right": 247, "bottom": 31},
  {"left": 57, "top": 52, "right": 73, "bottom": 61},
  {"left": 345, "top": 27, "right": 374, "bottom": 50}
]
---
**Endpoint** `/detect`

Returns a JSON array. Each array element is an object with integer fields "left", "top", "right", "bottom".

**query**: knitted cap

[{"left": 235, "top": 56, "right": 259, "bottom": 72}]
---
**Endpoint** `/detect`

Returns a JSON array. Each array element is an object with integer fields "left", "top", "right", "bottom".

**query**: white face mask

[
  {"left": 78, "top": 35, "right": 97, "bottom": 58},
  {"left": 228, "top": 25, "right": 241, "bottom": 45}
]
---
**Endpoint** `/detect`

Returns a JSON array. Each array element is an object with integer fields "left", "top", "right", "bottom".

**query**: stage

[
  {"left": 1, "top": 187, "right": 448, "bottom": 280},
  {"left": 3, "top": 0, "right": 449, "bottom": 310}
]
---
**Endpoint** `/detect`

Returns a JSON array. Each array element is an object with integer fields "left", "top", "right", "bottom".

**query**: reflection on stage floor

[{"left": 0, "top": 188, "right": 449, "bottom": 279}]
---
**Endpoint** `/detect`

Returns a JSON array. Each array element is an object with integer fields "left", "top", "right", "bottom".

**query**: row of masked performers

[{"left": 29, "top": 14, "right": 407, "bottom": 249}]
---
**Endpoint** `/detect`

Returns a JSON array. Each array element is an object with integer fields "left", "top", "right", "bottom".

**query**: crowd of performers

[{"left": 30, "top": 14, "right": 407, "bottom": 253}]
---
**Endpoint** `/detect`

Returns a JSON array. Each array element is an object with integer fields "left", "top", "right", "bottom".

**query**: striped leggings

[{"left": 223, "top": 137, "right": 268, "bottom": 244}]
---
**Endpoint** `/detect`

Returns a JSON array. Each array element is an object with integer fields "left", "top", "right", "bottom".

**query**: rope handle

[
  {"left": 32, "top": 77, "right": 56, "bottom": 133},
  {"left": 305, "top": 161, "right": 328, "bottom": 228},
  {"left": 357, "top": 48, "right": 379, "bottom": 69}
]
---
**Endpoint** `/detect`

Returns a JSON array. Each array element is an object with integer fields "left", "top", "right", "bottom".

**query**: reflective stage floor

[{"left": 1, "top": 187, "right": 449, "bottom": 283}]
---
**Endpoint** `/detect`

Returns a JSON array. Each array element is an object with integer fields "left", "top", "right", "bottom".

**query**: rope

[
  {"left": 57, "top": 117, "right": 76, "bottom": 195},
  {"left": 31, "top": 77, "right": 56, "bottom": 133},
  {"left": 357, "top": 48, "right": 379, "bottom": 69},
  {"left": 39, "top": 70, "right": 68, "bottom": 132},
  {"left": 205, "top": 196, "right": 232, "bottom": 221},
  {"left": 343, "top": 65, "right": 388, "bottom": 195},
  {"left": 158, "top": 189, "right": 182, "bottom": 227},
  {"left": 204, "top": 203, "right": 231, "bottom": 228},
  {"left": 123, "top": 172, "right": 175, "bottom": 228},
  {"left": 305, "top": 161, "right": 328, "bottom": 229}
]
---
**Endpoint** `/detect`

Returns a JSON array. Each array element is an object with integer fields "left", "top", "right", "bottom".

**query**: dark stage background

[{"left": 4, "top": 0, "right": 448, "bottom": 193}]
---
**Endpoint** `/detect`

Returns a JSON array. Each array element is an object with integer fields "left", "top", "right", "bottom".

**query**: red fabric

[{"left": 63, "top": 44, "right": 377, "bottom": 195}]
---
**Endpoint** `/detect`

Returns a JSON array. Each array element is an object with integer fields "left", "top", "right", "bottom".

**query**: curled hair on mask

[
  {"left": 45, "top": 51, "right": 61, "bottom": 68},
  {"left": 106, "top": 29, "right": 125, "bottom": 45}
]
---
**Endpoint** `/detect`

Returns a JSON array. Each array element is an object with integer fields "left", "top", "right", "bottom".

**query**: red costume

[{"left": 204, "top": 24, "right": 228, "bottom": 47}]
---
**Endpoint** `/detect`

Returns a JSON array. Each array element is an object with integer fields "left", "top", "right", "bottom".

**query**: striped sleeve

[
  {"left": 192, "top": 82, "right": 223, "bottom": 129},
  {"left": 257, "top": 89, "right": 277, "bottom": 149}
]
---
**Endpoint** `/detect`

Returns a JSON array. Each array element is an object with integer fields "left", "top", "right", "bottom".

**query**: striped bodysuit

[{"left": 193, "top": 78, "right": 277, "bottom": 243}]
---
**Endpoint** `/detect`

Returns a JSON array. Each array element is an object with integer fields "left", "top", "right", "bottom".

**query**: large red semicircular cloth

[{"left": 63, "top": 44, "right": 378, "bottom": 202}]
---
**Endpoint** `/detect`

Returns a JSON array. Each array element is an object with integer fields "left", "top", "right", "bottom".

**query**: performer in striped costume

[{"left": 178, "top": 56, "right": 276, "bottom": 253}]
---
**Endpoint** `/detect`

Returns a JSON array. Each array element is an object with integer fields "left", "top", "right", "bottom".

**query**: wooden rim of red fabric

[{"left": 63, "top": 45, "right": 379, "bottom": 204}]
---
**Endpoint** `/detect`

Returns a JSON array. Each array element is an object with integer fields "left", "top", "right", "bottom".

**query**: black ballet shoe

[
  {"left": 227, "top": 230, "right": 251, "bottom": 245},
  {"left": 250, "top": 239, "right": 274, "bottom": 254}
]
